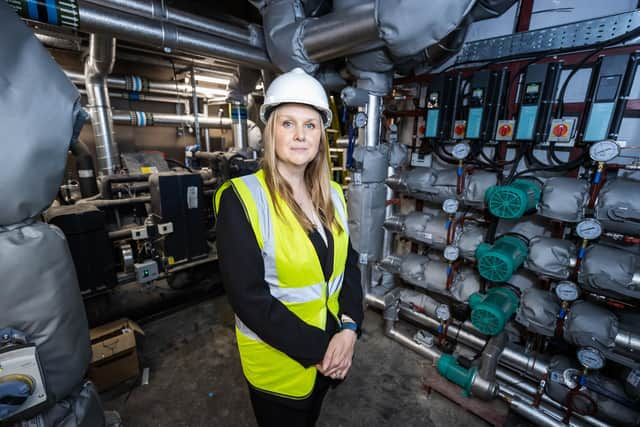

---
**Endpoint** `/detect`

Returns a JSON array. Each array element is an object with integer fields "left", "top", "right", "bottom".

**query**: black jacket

[{"left": 216, "top": 187, "right": 364, "bottom": 368}]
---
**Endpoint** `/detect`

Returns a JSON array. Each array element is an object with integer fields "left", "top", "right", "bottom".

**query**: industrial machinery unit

[{"left": 3, "top": 1, "right": 640, "bottom": 426}]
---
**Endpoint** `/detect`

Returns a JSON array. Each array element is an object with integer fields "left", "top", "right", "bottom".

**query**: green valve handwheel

[
  {"left": 475, "top": 235, "right": 528, "bottom": 283},
  {"left": 485, "top": 179, "right": 541, "bottom": 219},
  {"left": 468, "top": 287, "right": 519, "bottom": 335}
]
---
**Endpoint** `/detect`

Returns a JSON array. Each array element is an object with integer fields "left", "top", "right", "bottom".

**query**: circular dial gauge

[
  {"left": 435, "top": 304, "right": 451, "bottom": 321},
  {"left": 442, "top": 198, "right": 459, "bottom": 214},
  {"left": 354, "top": 111, "right": 367, "bottom": 128},
  {"left": 589, "top": 140, "right": 620, "bottom": 162},
  {"left": 444, "top": 245, "right": 460, "bottom": 262},
  {"left": 555, "top": 281, "right": 579, "bottom": 302},
  {"left": 577, "top": 347, "right": 605, "bottom": 370},
  {"left": 451, "top": 142, "right": 471, "bottom": 160},
  {"left": 576, "top": 219, "right": 603, "bottom": 240}
]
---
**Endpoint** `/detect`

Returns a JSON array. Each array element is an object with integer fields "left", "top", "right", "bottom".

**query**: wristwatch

[{"left": 340, "top": 315, "right": 362, "bottom": 338}]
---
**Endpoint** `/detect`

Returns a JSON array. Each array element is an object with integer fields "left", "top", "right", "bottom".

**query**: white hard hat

[{"left": 260, "top": 67, "right": 332, "bottom": 128}]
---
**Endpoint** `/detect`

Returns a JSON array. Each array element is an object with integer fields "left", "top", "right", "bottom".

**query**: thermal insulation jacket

[
  {"left": 26, "top": 381, "right": 105, "bottom": 427},
  {"left": 538, "top": 177, "right": 589, "bottom": 223},
  {"left": 386, "top": 168, "right": 496, "bottom": 207},
  {"left": 396, "top": 253, "right": 480, "bottom": 303},
  {"left": 0, "top": 6, "right": 85, "bottom": 226},
  {"left": 578, "top": 244, "right": 640, "bottom": 300},
  {"left": 595, "top": 178, "right": 640, "bottom": 236},
  {"left": 347, "top": 182, "right": 387, "bottom": 262},
  {"left": 525, "top": 236, "right": 576, "bottom": 280},
  {"left": 391, "top": 212, "right": 485, "bottom": 259},
  {"left": 515, "top": 288, "right": 560, "bottom": 336},
  {"left": 0, "top": 221, "right": 91, "bottom": 400},
  {"left": 352, "top": 146, "right": 390, "bottom": 183},
  {"left": 563, "top": 300, "right": 618, "bottom": 353}
]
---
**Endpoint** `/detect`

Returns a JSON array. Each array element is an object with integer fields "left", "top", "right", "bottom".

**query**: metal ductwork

[
  {"left": 84, "top": 0, "right": 265, "bottom": 48},
  {"left": 84, "top": 34, "right": 119, "bottom": 175},
  {"left": 9, "top": 0, "right": 273, "bottom": 69}
]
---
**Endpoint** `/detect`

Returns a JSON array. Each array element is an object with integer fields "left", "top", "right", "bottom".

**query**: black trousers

[{"left": 247, "top": 374, "right": 333, "bottom": 427}]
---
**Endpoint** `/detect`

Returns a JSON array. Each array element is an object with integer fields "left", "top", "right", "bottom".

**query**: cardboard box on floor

[{"left": 89, "top": 318, "right": 144, "bottom": 391}]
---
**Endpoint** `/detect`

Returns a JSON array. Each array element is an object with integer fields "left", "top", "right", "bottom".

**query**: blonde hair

[{"left": 261, "top": 107, "right": 343, "bottom": 234}]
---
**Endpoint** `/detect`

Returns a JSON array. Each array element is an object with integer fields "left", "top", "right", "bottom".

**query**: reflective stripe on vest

[{"left": 214, "top": 170, "right": 349, "bottom": 399}]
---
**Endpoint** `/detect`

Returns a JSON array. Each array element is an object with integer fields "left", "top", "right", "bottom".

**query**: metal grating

[{"left": 457, "top": 10, "right": 640, "bottom": 63}]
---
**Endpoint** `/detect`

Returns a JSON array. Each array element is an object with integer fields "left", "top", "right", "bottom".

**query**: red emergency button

[
  {"left": 499, "top": 124, "right": 512, "bottom": 136},
  {"left": 553, "top": 123, "right": 568, "bottom": 137},
  {"left": 454, "top": 124, "right": 466, "bottom": 135}
]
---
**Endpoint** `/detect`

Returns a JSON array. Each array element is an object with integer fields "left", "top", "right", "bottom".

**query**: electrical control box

[
  {"left": 515, "top": 63, "right": 562, "bottom": 142},
  {"left": 424, "top": 74, "right": 461, "bottom": 140},
  {"left": 583, "top": 54, "right": 638, "bottom": 142},
  {"left": 149, "top": 172, "right": 208, "bottom": 263},
  {"left": 465, "top": 69, "right": 509, "bottom": 141},
  {"left": 135, "top": 259, "right": 159, "bottom": 283}
]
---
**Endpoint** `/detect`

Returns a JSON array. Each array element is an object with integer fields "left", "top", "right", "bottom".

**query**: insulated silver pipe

[
  {"left": 230, "top": 100, "right": 249, "bottom": 151},
  {"left": 303, "top": 2, "right": 382, "bottom": 63},
  {"left": 85, "top": 0, "right": 264, "bottom": 47},
  {"left": 190, "top": 68, "right": 201, "bottom": 148},
  {"left": 501, "top": 389, "right": 583, "bottom": 427},
  {"left": 84, "top": 34, "right": 119, "bottom": 175},
  {"left": 496, "top": 369, "right": 611, "bottom": 427},
  {"left": 202, "top": 103, "right": 211, "bottom": 152},
  {"left": 365, "top": 94, "right": 381, "bottom": 149},
  {"left": 14, "top": 1, "right": 273, "bottom": 69},
  {"left": 79, "top": 88, "right": 189, "bottom": 105},
  {"left": 366, "top": 291, "right": 549, "bottom": 378},
  {"left": 384, "top": 319, "right": 442, "bottom": 362},
  {"left": 110, "top": 111, "right": 234, "bottom": 128},
  {"left": 615, "top": 330, "right": 640, "bottom": 354},
  {"left": 66, "top": 70, "right": 227, "bottom": 98}
]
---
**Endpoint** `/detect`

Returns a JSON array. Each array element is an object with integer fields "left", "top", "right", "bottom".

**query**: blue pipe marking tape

[
  {"left": 26, "top": 0, "right": 39, "bottom": 20},
  {"left": 45, "top": 0, "right": 58, "bottom": 25},
  {"left": 578, "top": 247, "right": 586, "bottom": 259},
  {"left": 445, "top": 220, "right": 451, "bottom": 230},
  {"left": 128, "top": 92, "right": 140, "bottom": 101},
  {"left": 136, "top": 111, "right": 147, "bottom": 127},
  {"left": 457, "top": 166, "right": 463, "bottom": 177}
]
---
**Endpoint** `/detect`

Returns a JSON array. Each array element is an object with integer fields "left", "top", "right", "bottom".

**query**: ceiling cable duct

[
  {"left": 10, "top": 0, "right": 274, "bottom": 69},
  {"left": 84, "top": 34, "right": 119, "bottom": 175},
  {"left": 84, "top": 0, "right": 265, "bottom": 48}
]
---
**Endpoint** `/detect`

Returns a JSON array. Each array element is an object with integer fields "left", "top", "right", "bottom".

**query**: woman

[{"left": 215, "top": 68, "right": 364, "bottom": 426}]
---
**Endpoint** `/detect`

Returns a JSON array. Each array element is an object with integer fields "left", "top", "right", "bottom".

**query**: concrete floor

[{"left": 102, "top": 295, "right": 492, "bottom": 427}]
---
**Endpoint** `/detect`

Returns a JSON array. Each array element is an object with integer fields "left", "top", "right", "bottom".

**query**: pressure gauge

[
  {"left": 589, "top": 140, "right": 620, "bottom": 162},
  {"left": 451, "top": 142, "right": 471, "bottom": 160},
  {"left": 576, "top": 219, "right": 603, "bottom": 240},
  {"left": 354, "top": 111, "right": 367, "bottom": 128},
  {"left": 444, "top": 245, "right": 460, "bottom": 262},
  {"left": 577, "top": 347, "right": 605, "bottom": 370},
  {"left": 435, "top": 304, "right": 451, "bottom": 322},
  {"left": 555, "top": 281, "right": 579, "bottom": 302},
  {"left": 442, "top": 198, "right": 459, "bottom": 214}
]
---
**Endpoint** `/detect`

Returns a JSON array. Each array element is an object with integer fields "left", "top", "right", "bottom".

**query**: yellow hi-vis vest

[{"left": 214, "top": 170, "right": 349, "bottom": 399}]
